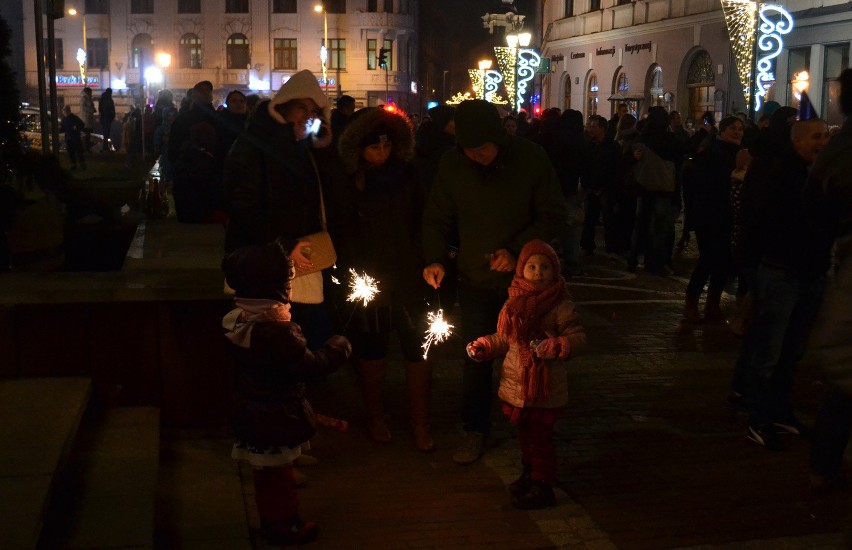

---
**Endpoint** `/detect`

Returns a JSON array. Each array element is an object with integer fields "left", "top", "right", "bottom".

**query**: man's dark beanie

[
  {"left": 455, "top": 99, "right": 505, "bottom": 148},
  {"left": 428, "top": 105, "right": 455, "bottom": 132}
]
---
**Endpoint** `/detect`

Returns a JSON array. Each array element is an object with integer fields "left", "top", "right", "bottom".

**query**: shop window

[{"left": 587, "top": 72, "right": 598, "bottom": 116}]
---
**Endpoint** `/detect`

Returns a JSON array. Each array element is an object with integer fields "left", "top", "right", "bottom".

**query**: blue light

[{"left": 427, "top": 101, "right": 439, "bottom": 110}]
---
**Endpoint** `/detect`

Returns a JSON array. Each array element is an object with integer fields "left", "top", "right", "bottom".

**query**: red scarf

[{"left": 496, "top": 240, "right": 566, "bottom": 402}]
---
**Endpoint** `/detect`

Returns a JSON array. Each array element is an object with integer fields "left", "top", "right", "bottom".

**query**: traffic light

[{"left": 378, "top": 48, "right": 390, "bottom": 69}]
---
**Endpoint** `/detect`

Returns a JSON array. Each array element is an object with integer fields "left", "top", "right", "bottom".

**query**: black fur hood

[{"left": 337, "top": 107, "right": 415, "bottom": 175}]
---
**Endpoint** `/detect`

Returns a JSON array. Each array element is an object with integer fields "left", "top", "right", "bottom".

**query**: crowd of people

[{"left": 65, "top": 67, "right": 844, "bottom": 545}]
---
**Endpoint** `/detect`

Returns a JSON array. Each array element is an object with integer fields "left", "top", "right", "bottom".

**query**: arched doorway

[
  {"left": 687, "top": 50, "right": 715, "bottom": 123},
  {"left": 586, "top": 72, "right": 598, "bottom": 117},
  {"left": 647, "top": 64, "right": 664, "bottom": 109},
  {"left": 131, "top": 34, "right": 153, "bottom": 69}
]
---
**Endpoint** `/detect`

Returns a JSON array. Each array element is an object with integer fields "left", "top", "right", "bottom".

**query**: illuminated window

[
  {"left": 227, "top": 34, "right": 250, "bottom": 69},
  {"left": 687, "top": 50, "right": 715, "bottom": 123},
  {"left": 274, "top": 38, "right": 298, "bottom": 70},
  {"left": 179, "top": 34, "right": 202, "bottom": 69}
]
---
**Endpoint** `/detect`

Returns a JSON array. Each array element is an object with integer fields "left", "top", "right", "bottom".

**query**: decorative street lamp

[
  {"left": 67, "top": 6, "right": 87, "bottom": 83},
  {"left": 722, "top": 1, "right": 794, "bottom": 118},
  {"left": 495, "top": 32, "right": 539, "bottom": 113},
  {"left": 314, "top": 3, "right": 329, "bottom": 100},
  {"left": 156, "top": 51, "right": 172, "bottom": 91}
]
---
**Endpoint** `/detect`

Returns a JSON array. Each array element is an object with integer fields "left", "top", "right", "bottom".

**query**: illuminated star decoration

[
  {"left": 422, "top": 309, "right": 453, "bottom": 360},
  {"left": 346, "top": 268, "right": 380, "bottom": 306}
]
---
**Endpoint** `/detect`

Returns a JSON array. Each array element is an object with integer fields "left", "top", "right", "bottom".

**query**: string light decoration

[
  {"left": 421, "top": 309, "right": 454, "bottom": 360},
  {"left": 494, "top": 46, "right": 517, "bottom": 108},
  {"left": 468, "top": 69, "right": 485, "bottom": 100},
  {"left": 515, "top": 49, "right": 541, "bottom": 112},
  {"left": 483, "top": 69, "right": 508, "bottom": 104},
  {"left": 721, "top": 1, "right": 794, "bottom": 113},
  {"left": 446, "top": 92, "right": 473, "bottom": 105}
]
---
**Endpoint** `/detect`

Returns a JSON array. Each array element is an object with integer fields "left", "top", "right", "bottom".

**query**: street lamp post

[
  {"left": 156, "top": 51, "right": 172, "bottom": 91},
  {"left": 314, "top": 3, "right": 329, "bottom": 100},
  {"left": 68, "top": 7, "right": 87, "bottom": 83}
]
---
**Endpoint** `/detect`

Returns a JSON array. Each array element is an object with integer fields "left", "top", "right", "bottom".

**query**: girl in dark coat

[
  {"left": 222, "top": 239, "right": 351, "bottom": 545},
  {"left": 332, "top": 107, "right": 434, "bottom": 451}
]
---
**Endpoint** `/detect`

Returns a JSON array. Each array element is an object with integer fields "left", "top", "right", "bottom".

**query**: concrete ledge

[{"left": 0, "top": 377, "right": 92, "bottom": 550}]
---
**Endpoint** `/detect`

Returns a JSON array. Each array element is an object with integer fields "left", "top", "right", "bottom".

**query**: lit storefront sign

[{"left": 55, "top": 73, "right": 101, "bottom": 88}]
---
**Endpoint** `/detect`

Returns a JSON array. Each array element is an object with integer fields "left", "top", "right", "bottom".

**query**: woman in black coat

[{"left": 331, "top": 107, "right": 434, "bottom": 452}]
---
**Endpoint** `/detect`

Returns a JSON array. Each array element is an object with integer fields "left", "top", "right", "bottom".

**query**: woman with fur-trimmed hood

[{"left": 332, "top": 107, "right": 434, "bottom": 452}]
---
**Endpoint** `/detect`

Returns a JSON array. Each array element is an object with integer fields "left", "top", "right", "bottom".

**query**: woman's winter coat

[{"left": 223, "top": 100, "right": 325, "bottom": 253}]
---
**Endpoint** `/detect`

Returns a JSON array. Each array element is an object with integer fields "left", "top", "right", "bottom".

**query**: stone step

[
  {"left": 0, "top": 377, "right": 92, "bottom": 550},
  {"left": 39, "top": 406, "right": 160, "bottom": 549}
]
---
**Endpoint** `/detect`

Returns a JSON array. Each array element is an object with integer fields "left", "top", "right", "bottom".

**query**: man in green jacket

[{"left": 421, "top": 99, "right": 567, "bottom": 465}]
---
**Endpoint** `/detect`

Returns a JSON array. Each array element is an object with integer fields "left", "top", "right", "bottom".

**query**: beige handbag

[{"left": 298, "top": 156, "right": 337, "bottom": 274}]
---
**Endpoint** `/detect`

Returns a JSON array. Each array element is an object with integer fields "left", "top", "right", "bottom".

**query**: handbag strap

[{"left": 307, "top": 152, "right": 327, "bottom": 231}]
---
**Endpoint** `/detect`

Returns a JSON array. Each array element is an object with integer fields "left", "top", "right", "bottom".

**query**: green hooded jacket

[{"left": 422, "top": 135, "right": 566, "bottom": 291}]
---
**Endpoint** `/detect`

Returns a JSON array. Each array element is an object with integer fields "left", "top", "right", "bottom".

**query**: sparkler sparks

[
  {"left": 422, "top": 309, "right": 453, "bottom": 359},
  {"left": 346, "top": 268, "right": 380, "bottom": 306}
]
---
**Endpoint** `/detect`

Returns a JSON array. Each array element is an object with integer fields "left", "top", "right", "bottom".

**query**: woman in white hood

[{"left": 223, "top": 69, "right": 334, "bottom": 349}]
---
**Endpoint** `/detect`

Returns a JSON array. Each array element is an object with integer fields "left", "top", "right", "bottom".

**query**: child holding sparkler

[
  {"left": 467, "top": 239, "right": 586, "bottom": 510},
  {"left": 333, "top": 107, "right": 434, "bottom": 452},
  {"left": 222, "top": 239, "right": 351, "bottom": 545}
]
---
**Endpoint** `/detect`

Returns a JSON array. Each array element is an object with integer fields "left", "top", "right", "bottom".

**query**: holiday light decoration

[
  {"left": 494, "top": 46, "right": 517, "bottom": 108},
  {"left": 346, "top": 268, "right": 380, "bottom": 306},
  {"left": 422, "top": 309, "right": 453, "bottom": 359},
  {"left": 468, "top": 69, "right": 485, "bottom": 100},
  {"left": 515, "top": 49, "right": 541, "bottom": 112},
  {"left": 722, "top": 1, "right": 793, "bottom": 112},
  {"left": 446, "top": 92, "right": 473, "bottom": 105},
  {"left": 483, "top": 69, "right": 508, "bottom": 104}
]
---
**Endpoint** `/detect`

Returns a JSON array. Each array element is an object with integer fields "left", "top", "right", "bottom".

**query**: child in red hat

[{"left": 467, "top": 239, "right": 586, "bottom": 509}]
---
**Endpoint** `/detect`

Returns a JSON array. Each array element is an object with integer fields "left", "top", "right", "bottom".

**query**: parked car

[{"left": 19, "top": 105, "right": 112, "bottom": 152}]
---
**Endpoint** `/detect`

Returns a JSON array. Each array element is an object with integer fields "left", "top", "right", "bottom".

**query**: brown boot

[
  {"left": 405, "top": 360, "right": 434, "bottom": 453},
  {"left": 704, "top": 292, "right": 724, "bottom": 322},
  {"left": 356, "top": 358, "right": 392, "bottom": 443}
]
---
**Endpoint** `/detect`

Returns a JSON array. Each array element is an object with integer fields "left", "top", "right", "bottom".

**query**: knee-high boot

[
  {"left": 406, "top": 360, "right": 434, "bottom": 452},
  {"left": 356, "top": 358, "right": 392, "bottom": 443}
]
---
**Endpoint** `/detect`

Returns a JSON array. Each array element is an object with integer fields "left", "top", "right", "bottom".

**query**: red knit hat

[{"left": 515, "top": 239, "right": 561, "bottom": 279}]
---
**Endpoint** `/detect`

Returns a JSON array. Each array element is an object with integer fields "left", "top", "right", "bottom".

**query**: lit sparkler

[
  {"left": 330, "top": 275, "right": 340, "bottom": 285},
  {"left": 422, "top": 309, "right": 453, "bottom": 359},
  {"left": 346, "top": 268, "right": 380, "bottom": 306}
]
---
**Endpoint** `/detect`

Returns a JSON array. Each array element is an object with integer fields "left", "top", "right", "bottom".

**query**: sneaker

[
  {"left": 453, "top": 431, "right": 485, "bottom": 465},
  {"left": 773, "top": 420, "right": 812, "bottom": 438},
  {"left": 511, "top": 480, "right": 556, "bottom": 510},
  {"left": 747, "top": 424, "right": 786, "bottom": 451}
]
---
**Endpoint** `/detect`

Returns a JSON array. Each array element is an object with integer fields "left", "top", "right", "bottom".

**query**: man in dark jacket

[
  {"left": 805, "top": 68, "right": 852, "bottom": 489},
  {"left": 60, "top": 105, "right": 86, "bottom": 170},
  {"left": 743, "top": 116, "right": 830, "bottom": 451},
  {"left": 98, "top": 88, "right": 116, "bottom": 152},
  {"left": 580, "top": 114, "right": 621, "bottom": 255},
  {"left": 421, "top": 99, "right": 566, "bottom": 465}
]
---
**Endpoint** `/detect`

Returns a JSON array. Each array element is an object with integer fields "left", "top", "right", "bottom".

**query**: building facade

[
  {"left": 540, "top": 0, "right": 851, "bottom": 126},
  {"left": 19, "top": 0, "right": 418, "bottom": 112}
]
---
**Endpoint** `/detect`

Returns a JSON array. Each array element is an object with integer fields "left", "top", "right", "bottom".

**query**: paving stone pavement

[{"left": 186, "top": 244, "right": 851, "bottom": 549}]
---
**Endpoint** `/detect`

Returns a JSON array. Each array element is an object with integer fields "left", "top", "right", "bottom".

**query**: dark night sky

[{"left": 419, "top": 0, "right": 536, "bottom": 101}]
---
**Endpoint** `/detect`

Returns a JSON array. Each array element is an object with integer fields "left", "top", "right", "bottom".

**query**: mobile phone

[{"left": 308, "top": 118, "right": 322, "bottom": 135}]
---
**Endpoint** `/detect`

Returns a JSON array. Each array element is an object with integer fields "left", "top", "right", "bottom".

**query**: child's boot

[
  {"left": 511, "top": 480, "right": 556, "bottom": 510},
  {"left": 356, "top": 358, "right": 391, "bottom": 443},
  {"left": 406, "top": 360, "right": 434, "bottom": 452},
  {"left": 509, "top": 462, "right": 532, "bottom": 497}
]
